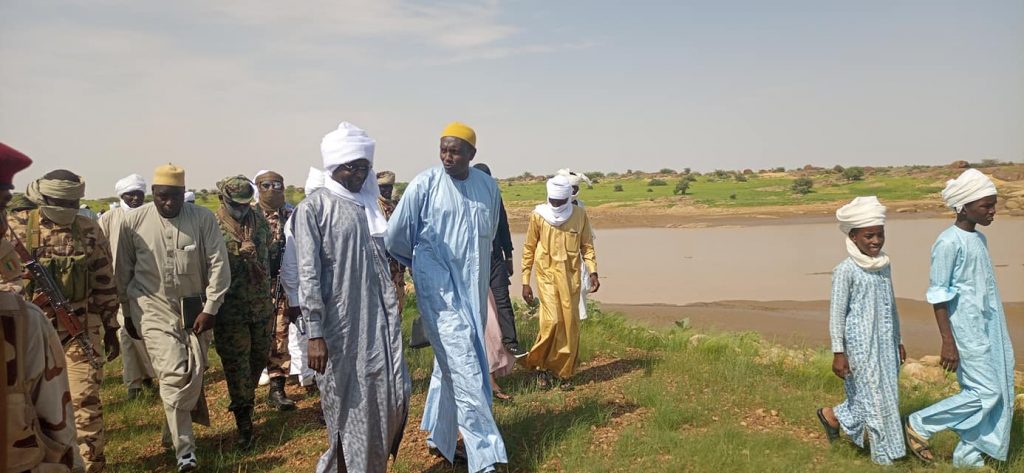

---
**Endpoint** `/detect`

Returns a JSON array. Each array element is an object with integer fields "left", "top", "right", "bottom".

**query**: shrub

[
  {"left": 659, "top": 168, "right": 676, "bottom": 174},
  {"left": 648, "top": 179, "right": 668, "bottom": 186},
  {"left": 683, "top": 167, "right": 691, "bottom": 174},
  {"left": 842, "top": 167, "right": 865, "bottom": 181},
  {"left": 729, "top": 193, "right": 737, "bottom": 200},
  {"left": 791, "top": 177, "right": 814, "bottom": 195},
  {"left": 586, "top": 171, "right": 605, "bottom": 179},
  {"left": 673, "top": 180, "right": 690, "bottom": 195},
  {"left": 607, "top": 172, "right": 620, "bottom": 177},
  {"left": 646, "top": 188, "right": 653, "bottom": 192},
  {"left": 832, "top": 165, "right": 845, "bottom": 174},
  {"left": 613, "top": 184, "right": 624, "bottom": 192},
  {"left": 735, "top": 174, "right": 748, "bottom": 182},
  {"left": 773, "top": 167, "right": 786, "bottom": 173}
]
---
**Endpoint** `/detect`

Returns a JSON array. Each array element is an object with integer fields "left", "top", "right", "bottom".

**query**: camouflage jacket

[
  {"left": 377, "top": 196, "right": 406, "bottom": 282},
  {"left": 2, "top": 290, "right": 78, "bottom": 472},
  {"left": 215, "top": 207, "right": 272, "bottom": 320},
  {"left": 257, "top": 204, "right": 293, "bottom": 279},
  {"left": 7, "top": 209, "right": 119, "bottom": 331}
]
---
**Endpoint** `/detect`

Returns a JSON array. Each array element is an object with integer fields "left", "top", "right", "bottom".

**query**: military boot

[
  {"left": 268, "top": 377, "right": 296, "bottom": 411},
  {"left": 233, "top": 407, "right": 255, "bottom": 450}
]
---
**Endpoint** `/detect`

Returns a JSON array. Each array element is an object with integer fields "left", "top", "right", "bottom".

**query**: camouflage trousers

[
  {"left": 214, "top": 314, "right": 271, "bottom": 413},
  {"left": 65, "top": 321, "right": 106, "bottom": 472},
  {"left": 265, "top": 307, "right": 290, "bottom": 379}
]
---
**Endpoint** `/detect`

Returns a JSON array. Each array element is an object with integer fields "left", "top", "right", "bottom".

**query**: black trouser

[{"left": 489, "top": 252, "right": 519, "bottom": 346}]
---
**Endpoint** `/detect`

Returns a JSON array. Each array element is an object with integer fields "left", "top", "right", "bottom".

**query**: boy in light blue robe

[
  {"left": 817, "top": 196, "right": 906, "bottom": 465},
  {"left": 385, "top": 122, "right": 508, "bottom": 473},
  {"left": 905, "top": 169, "right": 1014, "bottom": 468}
]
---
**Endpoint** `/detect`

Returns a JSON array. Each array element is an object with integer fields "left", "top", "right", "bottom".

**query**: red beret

[{"left": 0, "top": 142, "right": 33, "bottom": 190}]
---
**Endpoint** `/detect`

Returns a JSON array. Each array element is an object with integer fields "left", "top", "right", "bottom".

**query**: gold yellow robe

[{"left": 521, "top": 208, "right": 596, "bottom": 379}]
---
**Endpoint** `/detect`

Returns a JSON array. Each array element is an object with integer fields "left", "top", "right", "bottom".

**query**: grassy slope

[
  {"left": 497, "top": 174, "right": 944, "bottom": 209},
  {"left": 101, "top": 298, "right": 1024, "bottom": 472}
]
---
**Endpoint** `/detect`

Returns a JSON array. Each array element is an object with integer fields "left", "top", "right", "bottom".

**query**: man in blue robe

[
  {"left": 385, "top": 122, "right": 508, "bottom": 473},
  {"left": 905, "top": 169, "right": 1014, "bottom": 468}
]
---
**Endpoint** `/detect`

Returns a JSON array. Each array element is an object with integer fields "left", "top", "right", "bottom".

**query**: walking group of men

[
  {"left": 1, "top": 120, "right": 602, "bottom": 473},
  {"left": 819, "top": 168, "right": 1014, "bottom": 469}
]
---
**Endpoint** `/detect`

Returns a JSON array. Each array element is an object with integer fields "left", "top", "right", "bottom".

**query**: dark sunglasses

[{"left": 339, "top": 162, "right": 370, "bottom": 173}]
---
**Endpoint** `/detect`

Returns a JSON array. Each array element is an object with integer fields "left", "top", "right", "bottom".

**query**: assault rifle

[
  {"left": 270, "top": 208, "right": 306, "bottom": 335},
  {"left": 8, "top": 230, "right": 103, "bottom": 369}
]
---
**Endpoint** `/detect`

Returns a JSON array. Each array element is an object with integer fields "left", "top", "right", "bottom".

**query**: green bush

[
  {"left": 648, "top": 179, "right": 668, "bottom": 186},
  {"left": 613, "top": 184, "right": 624, "bottom": 192},
  {"left": 673, "top": 180, "right": 690, "bottom": 195},
  {"left": 659, "top": 168, "right": 676, "bottom": 174},
  {"left": 647, "top": 188, "right": 654, "bottom": 192},
  {"left": 734, "top": 174, "right": 747, "bottom": 182},
  {"left": 791, "top": 177, "right": 814, "bottom": 195},
  {"left": 842, "top": 167, "right": 864, "bottom": 181}
]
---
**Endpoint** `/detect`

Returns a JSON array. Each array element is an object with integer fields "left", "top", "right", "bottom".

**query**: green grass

[
  {"left": 498, "top": 174, "right": 944, "bottom": 208},
  {"left": 100, "top": 299, "right": 1024, "bottom": 472}
]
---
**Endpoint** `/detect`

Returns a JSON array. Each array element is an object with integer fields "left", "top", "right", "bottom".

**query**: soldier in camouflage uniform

[
  {"left": 2, "top": 143, "right": 79, "bottom": 473},
  {"left": 252, "top": 170, "right": 297, "bottom": 411},
  {"left": 376, "top": 171, "right": 407, "bottom": 313},
  {"left": 212, "top": 175, "right": 274, "bottom": 449},
  {"left": 8, "top": 169, "right": 120, "bottom": 473}
]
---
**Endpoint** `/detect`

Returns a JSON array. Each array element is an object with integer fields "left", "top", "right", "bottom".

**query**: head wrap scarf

[
  {"left": 25, "top": 176, "right": 85, "bottom": 226},
  {"left": 114, "top": 174, "right": 146, "bottom": 196},
  {"left": 836, "top": 196, "right": 889, "bottom": 271},
  {"left": 320, "top": 122, "right": 387, "bottom": 237},
  {"left": 252, "top": 169, "right": 285, "bottom": 210},
  {"left": 941, "top": 169, "right": 997, "bottom": 213},
  {"left": 534, "top": 175, "right": 574, "bottom": 226},
  {"left": 184, "top": 191, "right": 196, "bottom": 203}
]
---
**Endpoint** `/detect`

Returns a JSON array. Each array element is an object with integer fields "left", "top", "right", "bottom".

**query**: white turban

[
  {"left": 556, "top": 168, "right": 592, "bottom": 188},
  {"left": 183, "top": 191, "right": 196, "bottom": 203},
  {"left": 547, "top": 175, "right": 573, "bottom": 200},
  {"left": 321, "top": 122, "right": 375, "bottom": 172},
  {"left": 114, "top": 174, "right": 146, "bottom": 196},
  {"left": 942, "top": 169, "right": 997, "bottom": 212},
  {"left": 836, "top": 196, "right": 886, "bottom": 235},
  {"left": 304, "top": 167, "right": 325, "bottom": 195}
]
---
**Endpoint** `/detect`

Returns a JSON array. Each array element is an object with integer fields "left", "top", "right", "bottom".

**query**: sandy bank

[{"left": 604, "top": 299, "right": 1024, "bottom": 368}]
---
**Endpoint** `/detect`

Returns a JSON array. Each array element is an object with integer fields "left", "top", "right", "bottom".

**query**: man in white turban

[
  {"left": 521, "top": 175, "right": 599, "bottom": 391},
  {"left": 294, "top": 122, "right": 409, "bottom": 472},
  {"left": 905, "top": 169, "right": 1013, "bottom": 468},
  {"left": 817, "top": 196, "right": 905, "bottom": 465},
  {"left": 99, "top": 174, "right": 157, "bottom": 400},
  {"left": 556, "top": 169, "right": 596, "bottom": 319}
]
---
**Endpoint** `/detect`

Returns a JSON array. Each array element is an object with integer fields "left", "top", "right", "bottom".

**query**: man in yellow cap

[
  {"left": 116, "top": 164, "right": 231, "bottom": 472},
  {"left": 7, "top": 168, "right": 120, "bottom": 473},
  {"left": 386, "top": 122, "right": 508, "bottom": 472}
]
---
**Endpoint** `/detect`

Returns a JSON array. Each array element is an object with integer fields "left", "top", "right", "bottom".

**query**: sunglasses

[
  {"left": 259, "top": 181, "right": 284, "bottom": 190},
  {"left": 338, "top": 162, "right": 370, "bottom": 173}
]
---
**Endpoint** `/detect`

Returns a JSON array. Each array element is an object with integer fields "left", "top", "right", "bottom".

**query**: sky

[{"left": 1, "top": 0, "right": 1022, "bottom": 197}]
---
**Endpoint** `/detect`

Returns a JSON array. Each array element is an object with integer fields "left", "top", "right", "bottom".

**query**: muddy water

[{"left": 514, "top": 218, "right": 1023, "bottom": 305}]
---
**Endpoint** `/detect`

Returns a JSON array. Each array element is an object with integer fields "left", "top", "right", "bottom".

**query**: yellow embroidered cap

[
  {"left": 441, "top": 121, "right": 476, "bottom": 148},
  {"left": 153, "top": 164, "right": 185, "bottom": 187}
]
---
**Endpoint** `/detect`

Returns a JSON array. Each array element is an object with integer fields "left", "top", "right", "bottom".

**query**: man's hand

[
  {"left": 940, "top": 339, "right": 959, "bottom": 372},
  {"left": 104, "top": 328, "right": 120, "bottom": 362},
  {"left": 832, "top": 352, "right": 850, "bottom": 379},
  {"left": 899, "top": 344, "right": 906, "bottom": 365},
  {"left": 505, "top": 258, "right": 514, "bottom": 277},
  {"left": 284, "top": 306, "right": 302, "bottom": 324},
  {"left": 588, "top": 273, "right": 601, "bottom": 293},
  {"left": 123, "top": 311, "right": 142, "bottom": 340},
  {"left": 308, "top": 337, "right": 328, "bottom": 374},
  {"left": 522, "top": 285, "right": 535, "bottom": 306},
  {"left": 192, "top": 312, "right": 215, "bottom": 336}
]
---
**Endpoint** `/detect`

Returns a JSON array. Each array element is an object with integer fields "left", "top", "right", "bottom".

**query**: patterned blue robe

[
  {"left": 909, "top": 226, "right": 1015, "bottom": 467},
  {"left": 385, "top": 166, "right": 508, "bottom": 473},
  {"left": 829, "top": 258, "right": 905, "bottom": 464}
]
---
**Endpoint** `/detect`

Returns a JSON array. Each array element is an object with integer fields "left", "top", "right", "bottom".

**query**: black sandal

[{"left": 816, "top": 408, "right": 840, "bottom": 443}]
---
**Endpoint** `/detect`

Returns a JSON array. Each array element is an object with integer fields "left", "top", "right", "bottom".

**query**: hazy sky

[{"left": 2, "top": 0, "right": 1022, "bottom": 197}]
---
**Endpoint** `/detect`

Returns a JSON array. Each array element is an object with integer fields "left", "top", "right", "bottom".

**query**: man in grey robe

[
  {"left": 116, "top": 164, "right": 230, "bottom": 473},
  {"left": 295, "top": 122, "right": 410, "bottom": 473}
]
